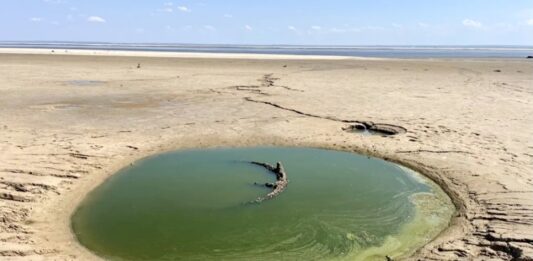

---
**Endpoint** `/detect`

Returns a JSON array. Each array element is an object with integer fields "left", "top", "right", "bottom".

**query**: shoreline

[
  {"left": 0, "top": 47, "right": 361, "bottom": 60},
  {"left": 0, "top": 47, "right": 527, "bottom": 61},
  {"left": 0, "top": 53, "right": 531, "bottom": 260},
  {"left": 44, "top": 140, "right": 461, "bottom": 260},
  {"left": 65, "top": 144, "right": 456, "bottom": 260}
]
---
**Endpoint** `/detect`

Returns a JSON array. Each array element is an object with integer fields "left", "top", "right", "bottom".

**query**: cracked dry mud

[{"left": 0, "top": 52, "right": 532, "bottom": 260}]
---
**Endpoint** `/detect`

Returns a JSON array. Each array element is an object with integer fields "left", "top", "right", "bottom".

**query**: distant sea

[{"left": 1, "top": 41, "right": 532, "bottom": 58}]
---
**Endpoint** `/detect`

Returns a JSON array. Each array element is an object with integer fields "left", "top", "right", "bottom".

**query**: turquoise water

[{"left": 72, "top": 147, "right": 454, "bottom": 260}]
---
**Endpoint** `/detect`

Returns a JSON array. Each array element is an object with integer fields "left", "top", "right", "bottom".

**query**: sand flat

[{"left": 0, "top": 50, "right": 532, "bottom": 260}]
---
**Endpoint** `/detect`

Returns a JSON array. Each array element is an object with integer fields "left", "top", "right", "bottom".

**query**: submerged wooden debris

[{"left": 249, "top": 161, "right": 288, "bottom": 203}]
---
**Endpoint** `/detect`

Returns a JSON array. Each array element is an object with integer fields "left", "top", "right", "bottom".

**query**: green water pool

[{"left": 71, "top": 147, "right": 454, "bottom": 260}]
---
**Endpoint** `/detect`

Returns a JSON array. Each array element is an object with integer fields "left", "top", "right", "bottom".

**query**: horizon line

[{"left": 1, "top": 40, "right": 532, "bottom": 49}]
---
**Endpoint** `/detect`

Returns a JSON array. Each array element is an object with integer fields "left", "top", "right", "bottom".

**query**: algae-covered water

[{"left": 71, "top": 147, "right": 454, "bottom": 261}]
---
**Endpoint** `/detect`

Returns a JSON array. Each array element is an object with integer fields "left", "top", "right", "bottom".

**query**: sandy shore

[
  {"left": 0, "top": 50, "right": 531, "bottom": 260},
  {"left": 0, "top": 48, "right": 364, "bottom": 60}
]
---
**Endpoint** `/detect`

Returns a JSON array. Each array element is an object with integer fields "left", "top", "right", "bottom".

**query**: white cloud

[
  {"left": 418, "top": 22, "right": 429, "bottom": 28},
  {"left": 177, "top": 6, "right": 191, "bottom": 12},
  {"left": 311, "top": 25, "right": 322, "bottom": 30},
  {"left": 462, "top": 19, "right": 482, "bottom": 28},
  {"left": 244, "top": 25, "right": 253, "bottom": 31},
  {"left": 363, "top": 25, "right": 384, "bottom": 31},
  {"left": 329, "top": 27, "right": 362, "bottom": 33},
  {"left": 527, "top": 19, "right": 533, "bottom": 26},
  {"left": 288, "top": 25, "right": 297, "bottom": 31},
  {"left": 391, "top": 23, "right": 402, "bottom": 29},
  {"left": 30, "top": 17, "right": 43, "bottom": 22},
  {"left": 203, "top": 25, "right": 215, "bottom": 31},
  {"left": 223, "top": 14, "right": 233, "bottom": 18},
  {"left": 157, "top": 2, "right": 176, "bottom": 13},
  {"left": 87, "top": 16, "right": 106, "bottom": 23}
]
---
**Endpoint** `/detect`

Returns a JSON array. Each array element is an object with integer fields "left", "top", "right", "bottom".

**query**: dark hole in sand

[{"left": 343, "top": 123, "right": 407, "bottom": 136}]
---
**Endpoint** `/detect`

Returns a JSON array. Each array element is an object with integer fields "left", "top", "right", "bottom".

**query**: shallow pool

[{"left": 72, "top": 147, "right": 454, "bottom": 260}]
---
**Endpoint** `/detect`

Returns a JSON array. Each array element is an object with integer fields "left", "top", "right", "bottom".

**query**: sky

[{"left": 1, "top": 0, "right": 533, "bottom": 45}]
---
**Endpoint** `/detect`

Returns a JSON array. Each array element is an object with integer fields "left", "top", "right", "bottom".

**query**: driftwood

[{"left": 249, "top": 161, "right": 288, "bottom": 203}]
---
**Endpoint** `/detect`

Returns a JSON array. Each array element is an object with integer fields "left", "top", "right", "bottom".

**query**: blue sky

[{"left": 1, "top": 0, "right": 532, "bottom": 45}]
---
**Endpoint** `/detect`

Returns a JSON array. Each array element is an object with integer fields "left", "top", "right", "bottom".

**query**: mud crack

[
  {"left": 230, "top": 74, "right": 303, "bottom": 95},
  {"left": 244, "top": 97, "right": 407, "bottom": 135},
  {"left": 396, "top": 149, "right": 473, "bottom": 154}
]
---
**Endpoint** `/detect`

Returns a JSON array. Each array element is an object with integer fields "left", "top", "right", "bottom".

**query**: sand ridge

[{"left": 0, "top": 51, "right": 532, "bottom": 260}]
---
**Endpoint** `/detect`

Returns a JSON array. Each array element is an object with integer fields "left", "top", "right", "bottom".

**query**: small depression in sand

[
  {"left": 71, "top": 147, "right": 454, "bottom": 261},
  {"left": 67, "top": 80, "right": 106, "bottom": 86},
  {"left": 343, "top": 123, "right": 407, "bottom": 136}
]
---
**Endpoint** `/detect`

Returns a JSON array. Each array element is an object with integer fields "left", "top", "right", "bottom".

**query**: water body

[
  {"left": 1, "top": 41, "right": 532, "bottom": 58},
  {"left": 71, "top": 147, "right": 454, "bottom": 261}
]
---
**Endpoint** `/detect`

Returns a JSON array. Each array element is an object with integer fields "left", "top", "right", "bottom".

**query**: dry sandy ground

[{"left": 0, "top": 50, "right": 532, "bottom": 260}]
